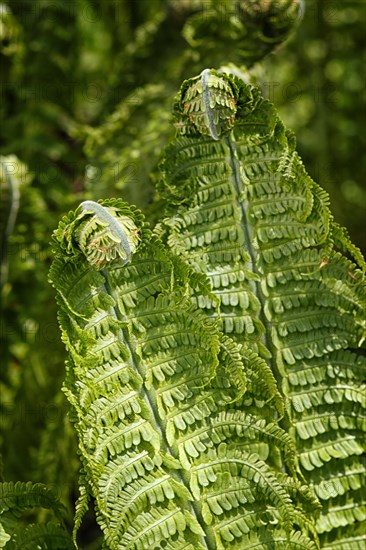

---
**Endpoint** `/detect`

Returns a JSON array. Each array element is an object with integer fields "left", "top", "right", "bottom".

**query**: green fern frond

[
  {"left": 72, "top": 471, "right": 90, "bottom": 546},
  {"left": 6, "top": 522, "right": 75, "bottom": 550},
  {"left": 50, "top": 199, "right": 317, "bottom": 548},
  {"left": 0, "top": 482, "right": 65, "bottom": 516},
  {"left": 158, "top": 68, "right": 366, "bottom": 548},
  {"left": 0, "top": 481, "right": 73, "bottom": 549}
]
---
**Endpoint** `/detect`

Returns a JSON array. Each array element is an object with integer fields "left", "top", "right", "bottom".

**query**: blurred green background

[{"left": 0, "top": 0, "right": 365, "bottom": 544}]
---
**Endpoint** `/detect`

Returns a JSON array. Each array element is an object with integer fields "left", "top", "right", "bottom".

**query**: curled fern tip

[
  {"left": 177, "top": 69, "right": 238, "bottom": 140},
  {"left": 78, "top": 200, "right": 141, "bottom": 268}
]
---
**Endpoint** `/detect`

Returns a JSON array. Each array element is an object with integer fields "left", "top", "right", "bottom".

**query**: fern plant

[
  {"left": 0, "top": 481, "right": 74, "bottom": 549},
  {"left": 50, "top": 198, "right": 320, "bottom": 549},
  {"left": 50, "top": 68, "right": 366, "bottom": 550},
  {"left": 157, "top": 69, "right": 366, "bottom": 548}
]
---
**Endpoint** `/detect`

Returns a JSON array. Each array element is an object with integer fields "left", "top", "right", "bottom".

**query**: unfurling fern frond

[
  {"left": 158, "top": 68, "right": 366, "bottom": 549},
  {"left": 50, "top": 199, "right": 318, "bottom": 549}
]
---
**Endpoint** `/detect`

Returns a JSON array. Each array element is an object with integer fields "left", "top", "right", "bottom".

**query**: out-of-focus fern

[
  {"left": 0, "top": 155, "right": 78, "bottom": 514},
  {"left": 182, "top": 0, "right": 304, "bottom": 69},
  {"left": 50, "top": 199, "right": 319, "bottom": 549},
  {"left": 0, "top": 156, "right": 21, "bottom": 290},
  {"left": 0, "top": 481, "right": 74, "bottom": 549},
  {"left": 157, "top": 69, "right": 366, "bottom": 548}
]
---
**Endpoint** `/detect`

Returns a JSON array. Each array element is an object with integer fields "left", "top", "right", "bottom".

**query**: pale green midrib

[
  {"left": 101, "top": 269, "right": 215, "bottom": 550},
  {"left": 225, "top": 135, "right": 292, "bottom": 474},
  {"left": 225, "top": 136, "right": 274, "bottom": 361},
  {"left": 202, "top": 69, "right": 219, "bottom": 141}
]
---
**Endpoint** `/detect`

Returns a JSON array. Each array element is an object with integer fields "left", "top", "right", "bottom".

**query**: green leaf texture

[
  {"left": 182, "top": 0, "right": 304, "bottom": 69},
  {"left": 50, "top": 199, "right": 318, "bottom": 549},
  {"left": 157, "top": 69, "right": 366, "bottom": 548},
  {"left": 0, "top": 481, "right": 73, "bottom": 549}
]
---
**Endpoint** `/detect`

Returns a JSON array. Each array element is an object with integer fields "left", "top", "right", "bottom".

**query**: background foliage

[{"left": 1, "top": 1, "right": 365, "bottom": 547}]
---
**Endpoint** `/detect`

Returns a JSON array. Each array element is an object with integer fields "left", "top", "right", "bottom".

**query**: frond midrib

[{"left": 224, "top": 134, "right": 283, "bottom": 410}]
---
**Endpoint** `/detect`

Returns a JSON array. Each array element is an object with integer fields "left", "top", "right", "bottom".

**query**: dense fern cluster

[
  {"left": 2, "top": 1, "right": 365, "bottom": 549},
  {"left": 49, "top": 68, "right": 366, "bottom": 549}
]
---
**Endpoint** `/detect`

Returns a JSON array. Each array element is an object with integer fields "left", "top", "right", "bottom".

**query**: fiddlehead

[
  {"left": 71, "top": 200, "right": 141, "bottom": 269},
  {"left": 236, "top": 0, "right": 305, "bottom": 43},
  {"left": 178, "top": 69, "right": 238, "bottom": 141}
]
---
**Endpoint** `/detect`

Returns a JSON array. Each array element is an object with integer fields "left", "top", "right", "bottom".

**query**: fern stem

[
  {"left": 1, "top": 158, "right": 20, "bottom": 289},
  {"left": 225, "top": 137, "right": 279, "bottom": 383},
  {"left": 225, "top": 135, "right": 297, "bottom": 476}
]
